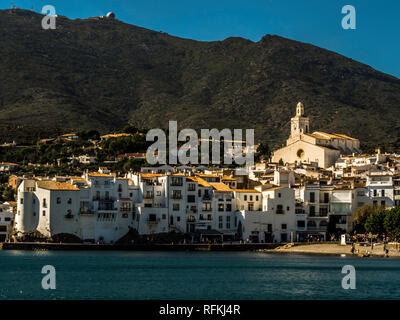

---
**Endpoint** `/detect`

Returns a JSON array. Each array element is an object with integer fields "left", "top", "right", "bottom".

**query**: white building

[
  {"left": 0, "top": 203, "right": 15, "bottom": 242},
  {"left": 236, "top": 186, "right": 296, "bottom": 242}
]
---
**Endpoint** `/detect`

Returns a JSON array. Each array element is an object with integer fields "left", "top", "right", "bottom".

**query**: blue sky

[{"left": 2, "top": 0, "right": 399, "bottom": 77}]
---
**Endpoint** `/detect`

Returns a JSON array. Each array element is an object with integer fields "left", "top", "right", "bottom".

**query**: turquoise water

[{"left": 0, "top": 250, "right": 400, "bottom": 300}]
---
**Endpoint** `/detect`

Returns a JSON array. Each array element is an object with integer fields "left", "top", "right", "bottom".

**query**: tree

[
  {"left": 365, "top": 208, "right": 387, "bottom": 235},
  {"left": 77, "top": 130, "right": 99, "bottom": 141},
  {"left": 122, "top": 125, "right": 138, "bottom": 135},
  {"left": 384, "top": 207, "right": 400, "bottom": 240},
  {"left": 257, "top": 142, "right": 270, "bottom": 156},
  {"left": 354, "top": 203, "right": 384, "bottom": 232}
]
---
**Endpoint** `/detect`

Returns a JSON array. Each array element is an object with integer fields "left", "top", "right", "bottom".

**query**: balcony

[
  {"left": 79, "top": 209, "right": 93, "bottom": 215},
  {"left": 199, "top": 216, "right": 212, "bottom": 221},
  {"left": 147, "top": 218, "right": 160, "bottom": 224},
  {"left": 93, "top": 197, "right": 116, "bottom": 202}
]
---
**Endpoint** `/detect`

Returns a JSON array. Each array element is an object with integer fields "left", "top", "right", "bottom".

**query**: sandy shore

[{"left": 263, "top": 243, "right": 400, "bottom": 258}]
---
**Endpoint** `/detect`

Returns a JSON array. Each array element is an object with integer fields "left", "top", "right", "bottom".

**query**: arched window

[
  {"left": 319, "top": 221, "right": 328, "bottom": 227},
  {"left": 307, "top": 220, "right": 316, "bottom": 227}
]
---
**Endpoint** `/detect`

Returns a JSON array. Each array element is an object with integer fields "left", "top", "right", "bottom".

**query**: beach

[{"left": 265, "top": 242, "right": 400, "bottom": 258}]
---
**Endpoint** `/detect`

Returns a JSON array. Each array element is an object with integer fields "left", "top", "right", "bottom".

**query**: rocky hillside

[{"left": 1, "top": 9, "right": 400, "bottom": 150}]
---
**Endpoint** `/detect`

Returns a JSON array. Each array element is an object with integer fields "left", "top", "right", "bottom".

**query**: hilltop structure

[{"left": 272, "top": 102, "right": 361, "bottom": 168}]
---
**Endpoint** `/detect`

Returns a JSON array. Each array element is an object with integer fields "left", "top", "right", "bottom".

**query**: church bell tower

[{"left": 290, "top": 102, "right": 310, "bottom": 139}]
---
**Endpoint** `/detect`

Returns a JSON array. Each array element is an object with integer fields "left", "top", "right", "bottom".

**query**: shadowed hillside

[{"left": 1, "top": 9, "right": 400, "bottom": 150}]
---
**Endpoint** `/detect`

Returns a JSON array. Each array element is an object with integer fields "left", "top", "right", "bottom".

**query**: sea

[{"left": 0, "top": 250, "right": 399, "bottom": 300}]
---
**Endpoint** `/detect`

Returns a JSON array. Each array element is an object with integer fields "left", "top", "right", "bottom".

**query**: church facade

[{"left": 271, "top": 102, "right": 361, "bottom": 168}]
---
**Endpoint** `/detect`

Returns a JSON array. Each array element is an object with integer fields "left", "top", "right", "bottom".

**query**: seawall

[{"left": 0, "top": 242, "right": 281, "bottom": 251}]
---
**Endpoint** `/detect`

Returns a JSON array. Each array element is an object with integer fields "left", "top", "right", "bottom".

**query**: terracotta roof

[
  {"left": 37, "top": 181, "right": 79, "bottom": 191},
  {"left": 234, "top": 189, "right": 261, "bottom": 193},
  {"left": 310, "top": 131, "right": 358, "bottom": 141},
  {"left": 194, "top": 177, "right": 212, "bottom": 187},
  {"left": 209, "top": 183, "right": 233, "bottom": 192},
  {"left": 88, "top": 172, "right": 113, "bottom": 178},
  {"left": 141, "top": 173, "right": 163, "bottom": 178},
  {"left": 262, "top": 186, "right": 285, "bottom": 191},
  {"left": 221, "top": 175, "right": 236, "bottom": 181}
]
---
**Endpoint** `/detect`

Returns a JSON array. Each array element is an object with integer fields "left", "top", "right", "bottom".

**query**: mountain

[{"left": 1, "top": 8, "right": 400, "bottom": 150}]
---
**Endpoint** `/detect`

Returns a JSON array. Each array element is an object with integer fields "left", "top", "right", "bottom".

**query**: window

[
  {"left": 278, "top": 193, "right": 281, "bottom": 198},
  {"left": 226, "top": 216, "right": 231, "bottom": 229},
  {"left": 226, "top": 204, "right": 232, "bottom": 211},
  {"left": 118, "top": 184, "right": 122, "bottom": 192},
  {"left": 256, "top": 195, "right": 259, "bottom": 201},
  {"left": 198, "top": 189, "right": 202, "bottom": 197},
  {"left": 381, "top": 200, "right": 386, "bottom": 206},
  {"left": 248, "top": 203, "right": 254, "bottom": 211},
  {"left": 218, "top": 204, "right": 224, "bottom": 212},
  {"left": 42, "top": 210, "right": 46, "bottom": 216},
  {"left": 309, "top": 206, "right": 315, "bottom": 216},
  {"left": 66, "top": 210, "right": 73, "bottom": 218},
  {"left": 373, "top": 189, "right": 377, "bottom": 197},
  {"left": 250, "top": 195, "right": 253, "bottom": 201},
  {"left": 287, "top": 206, "right": 290, "bottom": 211},
  {"left": 281, "top": 224, "right": 287, "bottom": 230},
  {"left": 172, "top": 190, "right": 182, "bottom": 199},
  {"left": 67, "top": 198, "right": 72, "bottom": 204},
  {"left": 320, "top": 207, "right": 328, "bottom": 216},
  {"left": 173, "top": 203, "right": 180, "bottom": 211},
  {"left": 218, "top": 216, "right": 223, "bottom": 229},
  {"left": 156, "top": 191, "right": 161, "bottom": 196},
  {"left": 20, "top": 198, "right": 23, "bottom": 204},
  {"left": 57, "top": 197, "right": 61, "bottom": 204},
  {"left": 171, "top": 177, "right": 183, "bottom": 186},
  {"left": 177, "top": 216, "right": 181, "bottom": 222},
  {"left": 149, "top": 214, "right": 157, "bottom": 222},
  {"left": 297, "top": 220, "right": 305, "bottom": 228},
  {"left": 188, "top": 184, "right": 196, "bottom": 191},
  {"left": 382, "top": 189, "right": 385, "bottom": 197},
  {"left": 310, "top": 192, "right": 315, "bottom": 203},
  {"left": 323, "top": 193, "right": 329, "bottom": 203},
  {"left": 42, "top": 199, "right": 47, "bottom": 208},
  {"left": 187, "top": 195, "right": 195, "bottom": 203},
  {"left": 33, "top": 212, "right": 36, "bottom": 216},
  {"left": 162, "top": 214, "right": 166, "bottom": 220},
  {"left": 244, "top": 195, "right": 247, "bottom": 201},
  {"left": 276, "top": 205, "right": 283, "bottom": 214}
]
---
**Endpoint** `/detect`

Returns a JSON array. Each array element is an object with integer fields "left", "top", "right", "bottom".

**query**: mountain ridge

[{"left": 1, "top": 8, "right": 400, "bottom": 151}]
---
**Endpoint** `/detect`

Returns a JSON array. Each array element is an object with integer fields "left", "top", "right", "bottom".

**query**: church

[{"left": 271, "top": 102, "right": 361, "bottom": 168}]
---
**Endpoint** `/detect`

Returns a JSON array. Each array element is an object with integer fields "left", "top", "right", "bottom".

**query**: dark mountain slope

[{"left": 1, "top": 9, "right": 400, "bottom": 149}]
